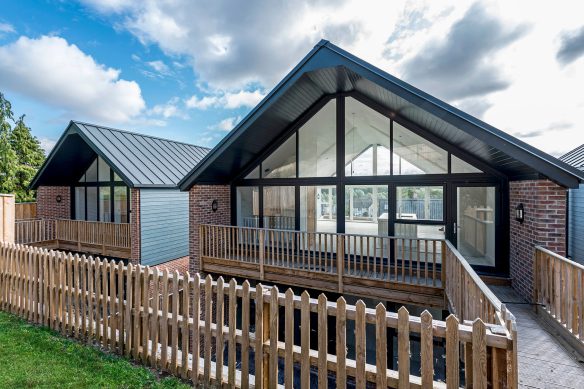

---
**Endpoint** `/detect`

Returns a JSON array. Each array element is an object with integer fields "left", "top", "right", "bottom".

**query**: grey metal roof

[
  {"left": 560, "top": 145, "right": 584, "bottom": 171},
  {"left": 31, "top": 121, "right": 210, "bottom": 189},
  {"left": 179, "top": 40, "right": 584, "bottom": 189}
]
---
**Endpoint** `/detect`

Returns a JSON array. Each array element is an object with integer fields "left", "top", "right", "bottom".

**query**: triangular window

[
  {"left": 261, "top": 134, "right": 296, "bottom": 178},
  {"left": 451, "top": 155, "right": 483, "bottom": 173}
]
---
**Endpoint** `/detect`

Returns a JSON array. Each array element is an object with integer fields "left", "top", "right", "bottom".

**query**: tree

[
  {"left": 0, "top": 92, "right": 45, "bottom": 202},
  {"left": 10, "top": 115, "right": 45, "bottom": 201}
]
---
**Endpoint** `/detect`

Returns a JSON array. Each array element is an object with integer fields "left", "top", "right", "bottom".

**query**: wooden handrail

[{"left": 0, "top": 241, "right": 517, "bottom": 388}]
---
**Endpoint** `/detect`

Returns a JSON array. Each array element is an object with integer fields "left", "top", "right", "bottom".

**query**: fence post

[
  {"left": 441, "top": 240, "right": 446, "bottom": 288},
  {"left": 0, "top": 194, "right": 15, "bottom": 244},
  {"left": 337, "top": 235, "right": 344, "bottom": 293},
  {"left": 259, "top": 229, "right": 265, "bottom": 281}
]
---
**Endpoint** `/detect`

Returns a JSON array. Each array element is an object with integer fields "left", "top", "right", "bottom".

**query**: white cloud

[
  {"left": 0, "top": 22, "right": 15, "bottom": 34},
  {"left": 39, "top": 137, "right": 57, "bottom": 155},
  {"left": 214, "top": 116, "right": 240, "bottom": 132},
  {"left": 186, "top": 89, "right": 264, "bottom": 110},
  {"left": 146, "top": 60, "right": 171, "bottom": 75},
  {"left": 148, "top": 97, "right": 187, "bottom": 119},
  {"left": 0, "top": 35, "right": 145, "bottom": 123}
]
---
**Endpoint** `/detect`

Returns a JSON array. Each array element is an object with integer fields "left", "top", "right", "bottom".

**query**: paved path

[{"left": 491, "top": 286, "right": 584, "bottom": 388}]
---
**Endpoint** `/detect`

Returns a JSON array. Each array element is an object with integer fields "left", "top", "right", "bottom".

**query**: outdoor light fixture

[
  {"left": 211, "top": 199, "right": 219, "bottom": 212},
  {"left": 515, "top": 203, "right": 524, "bottom": 224},
  {"left": 55, "top": 195, "right": 62, "bottom": 203}
]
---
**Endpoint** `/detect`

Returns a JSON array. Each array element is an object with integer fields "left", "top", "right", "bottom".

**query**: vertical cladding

[
  {"left": 130, "top": 188, "right": 140, "bottom": 264},
  {"left": 509, "top": 180, "right": 567, "bottom": 301},
  {"left": 37, "top": 186, "right": 71, "bottom": 219},
  {"left": 189, "top": 185, "right": 231, "bottom": 275}
]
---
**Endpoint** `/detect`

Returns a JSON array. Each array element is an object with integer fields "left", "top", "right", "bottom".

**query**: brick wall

[
  {"left": 189, "top": 185, "right": 231, "bottom": 275},
  {"left": 509, "top": 179, "right": 567, "bottom": 301},
  {"left": 37, "top": 186, "right": 70, "bottom": 219},
  {"left": 130, "top": 188, "right": 140, "bottom": 265}
]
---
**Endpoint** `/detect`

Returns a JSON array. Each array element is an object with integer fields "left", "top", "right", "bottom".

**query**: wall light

[
  {"left": 212, "top": 199, "right": 219, "bottom": 212},
  {"left": 515, "top": 203, "right": 524, "bottom": 224}
]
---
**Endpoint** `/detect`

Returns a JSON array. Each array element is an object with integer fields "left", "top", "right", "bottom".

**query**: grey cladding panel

[{"left": 140, "top": 189, "right": 189, "bottom": 266}]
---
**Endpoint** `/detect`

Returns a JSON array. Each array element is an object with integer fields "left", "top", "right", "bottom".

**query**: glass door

[{"left": 453, "top": 185, "right": 497, "bottom": 268}]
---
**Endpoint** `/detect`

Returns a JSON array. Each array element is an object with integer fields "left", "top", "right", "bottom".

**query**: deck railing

[
  {"left": 15, "top": 219, "right": 131, "bottom": 257},
  {"left": 533, "top": 246, "right": 584, "bottom": 349},
  {"left": 0, "top": 241, "right": 517, "bottom": 388},
  {"left": 15, "top": 202, "right": 37, "bottom": 220}
]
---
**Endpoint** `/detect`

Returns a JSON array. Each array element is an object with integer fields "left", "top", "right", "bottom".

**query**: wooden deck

[{"left": 491, "top": 286, "right": 584, "bottom": 388}]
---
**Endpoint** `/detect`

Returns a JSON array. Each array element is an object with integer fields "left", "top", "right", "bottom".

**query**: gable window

[
  {"left": 262, "top": 134, "right": 296, "bottom": 178},
  {"left": 299, "top": 100, "right": 337, "bottom": 177},
  {"left": 393, "top": 122, "right": 448, "bottom": 175},
  {"left": 73, "top": 156, "right": 129, "bottom": 223},
  {"left": 451, "top": 154, "right": 483, "bottom": 174}
]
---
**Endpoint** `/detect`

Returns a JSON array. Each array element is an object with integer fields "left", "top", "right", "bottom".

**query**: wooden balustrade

[
  {"left": 0, "top": 241, "right": 517, "bottom": 388},
  {"left": 200, "top": 224, "right": 447, "bottom": 307},
  {"left": 15, "top": 202, "right": 37, "bottom": 220},
  {"left": 15, "top": 219, "right": 131, "bottom": 258},
  {"left": 533, "top": 246, "right": 584, "bottom": 355}
]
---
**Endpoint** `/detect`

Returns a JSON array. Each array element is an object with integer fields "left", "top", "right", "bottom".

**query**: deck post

[
  {"left": 0, "top": 194, "right": 15, "bottom": 244},
  {"left": 259, "top": 229, "right": 265, "bottom": 281},
  {"left": 337, "top": 235, "right": 344, "bottom": 293}
]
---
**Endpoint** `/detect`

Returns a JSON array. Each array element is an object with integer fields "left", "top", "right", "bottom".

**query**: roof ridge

[{"left": 72, "top": 120, "right": 211, "bottom": 151}]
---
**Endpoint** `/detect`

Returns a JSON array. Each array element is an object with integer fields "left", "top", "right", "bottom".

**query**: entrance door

[{"left": 452, "top": 185, "right": 497, "bottom": 268}]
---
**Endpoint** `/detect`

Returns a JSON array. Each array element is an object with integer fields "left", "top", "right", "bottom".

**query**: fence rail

[
  {"left": 533, "top": 246, "right": 584, "bottom": 351},
  {"left": 15, "top": 219, "right": 131, "bottom": 258},
  {"left": 0, "top": 241, "right": 516, "bottom": 388}
]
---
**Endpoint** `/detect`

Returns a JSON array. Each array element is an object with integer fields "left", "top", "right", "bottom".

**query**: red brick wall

[
  {"left": 153, "top": 256, "right": 189, "bottom": 274},
  {"left": 189, "top": 185, "right": 231, "bottom": 275},
  {"left": 37, "top": 186, "right": 70, "bottom": 219},
  {"left": 509, "top": 180, "right": 567, "bottom": 301},
  {"left": 130, "top": 188, "right": 140, "bottom": 264}
]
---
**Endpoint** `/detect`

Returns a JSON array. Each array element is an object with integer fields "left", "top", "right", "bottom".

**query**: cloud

[
  {"left": 0, "top": 35, "right": 145, "bottom": 123},
  {"left": 400, "top": 2, "right": 529, "bottom": 101},
  {"left": 146, "top": 60, "right": 171, "bottom": 75},
  {"left": 454, "top": 98, "right": 492, "bottom": 119},
  {"left": 39, "top": 137, "right": 57, "bottom": 155},
  {"left": 186, "top": 89, "right": 265, "bottom": 110},
  {"left": 214, "top": 116, "right": 240, "bottom": 132},
  {"left": 0, "top": 22, "right": 15, "bottom": 34},
  {"left": 512, "top": 121, "right": 573, "bottom": 139},
  {"left": 148, "top": 97, "right": 187, "bottom": 119},
  {"left": 556, "top": 26, "right": 584, "bottom": 65},
  {"left": 79, "top": 0, "right": 356, "bottom": 89}
]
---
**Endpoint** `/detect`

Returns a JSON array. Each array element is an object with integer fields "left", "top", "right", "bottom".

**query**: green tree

[
  {"left": 0, "top": 92, "right": 45, "bottom": 201},
  {"left": 10, "top": 115, "right": 45, "bottom": 201}
]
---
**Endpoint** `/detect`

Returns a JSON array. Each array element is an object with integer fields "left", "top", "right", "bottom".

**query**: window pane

[
  {"left": 396, "top": 186, "right": 443, "bottom": 221},
  {"left": 236, "top": 187, "right": 259, "bottom": 227},
  {"left": 299, "top": 100, "right": 336, "bottom": 177},
  {"left": 78, "top": 173, "right": 85, "bottom": 183},
  {"left": 300, "top": 186, "right": 337, "bottom": 233},
  {"left": 98, "top": 157, "right": 110, "bottom": 182},
  {"left": 393, "top": 122, "right": 448, "bottom": 175},
  {"left": 451, "top": 155, "right": 482, "bottom": 174},
  {"left": 345, "top": 185, "right": 388, "bottom": 236},
  {"left": 345, "top": 97, "right": 390, "bottom": 176},
  {"left": 244, "top": 166, "right": 260, "bottom": 179},
  {"left": 99, "top": 187, "right": 111, "bottom": 222},
  {"left": 263, "top": 186, "right": 295, "bottom": 229},
  {"left": 113, "top": 171, "right": 123, "bottom": 182},
  {"left": 86, "top": 187, "right": 98, "bottom": 221},
  {"left": 85, "top": 159, "right": 98, "bottom": 182},
  {"left": 114, "top": 187, "right": 128, "bottom": 223},
  {"left": 457, "top": 186, "right": 496, "bottom": 267},
  {"left": 262, "top": 134, "right": 296, "bottom": 178},
  {"left": 75, "top": 187, "right": 85, "bottom": 220}
]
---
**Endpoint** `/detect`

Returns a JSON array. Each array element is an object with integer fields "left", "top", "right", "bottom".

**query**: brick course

[
  {"left": 153, "top": 256, "right": 189, "bottom": 274},
  {"left": 509, "top": 180, "right": 567, "bottom": 301},
  {"left": 189, "top": 185, "right": 231, "bottom": 275},
  {"left": 130, "top": 188, "right": 140, "bottom": 264},
  {"left": 37, "top": 186, "right": 70, "bottom": 219}
]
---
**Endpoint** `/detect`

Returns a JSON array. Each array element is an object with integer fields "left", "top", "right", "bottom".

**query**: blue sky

[{"left": 1, "top": 1, "right": 583, "bottom": 156}]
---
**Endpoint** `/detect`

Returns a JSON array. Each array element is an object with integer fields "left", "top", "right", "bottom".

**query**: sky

[{"left": 0, "top": 0, "right": 583, "bottom": 157}]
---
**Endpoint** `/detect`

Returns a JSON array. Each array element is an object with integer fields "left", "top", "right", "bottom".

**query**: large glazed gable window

[
  {"left": 299, "top": 99, "right": 336, "bottom": 177},
  {"left": 451, "top": 154, "right": 483, "bottom": 174},
  {"left": 393, "top": 122, "right": 448, "bottom": 175},
  {"left": 262, "top": 134, "right": 296, "bottom": 178},
  {"left": 345, "top": 97, "right": 391, "bottom": 176},
  {"left": 73, "top": 156, "right": 129, "bottom": 223}
]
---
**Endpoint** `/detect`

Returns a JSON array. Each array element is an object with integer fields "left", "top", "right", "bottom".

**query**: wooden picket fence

[
  {"left": 15, "top": 202, "right": 37, "bottom": 220},
  {"left": 0, "top": 241, "right": 518, "bottom": 388},
  {"left": 533, "top": 246, "right": 584, "bottom": 354}
]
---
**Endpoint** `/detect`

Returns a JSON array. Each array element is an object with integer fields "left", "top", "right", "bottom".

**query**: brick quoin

[
  {"left": 130, "top": 188, "right": 140, "bottom": 265},
  {"left": 189, "top": 185, "right": 231, "bottom": 276},
  {"left": 509, "top": 179, "right": 567, "bottom": 301},
  {"left": 37, "top": 186, "right": 70, "bottom": 219}
]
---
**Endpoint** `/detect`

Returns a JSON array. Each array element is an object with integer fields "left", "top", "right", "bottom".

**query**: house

[
  {"left": 29, "top": 120, "right": 209, "bottom": 270},
  {"left": 560, "top": 144, "right": 584, "bottom": 263},
  {"left": 179, "top": 40, "right": 584, "bottom": 302}
]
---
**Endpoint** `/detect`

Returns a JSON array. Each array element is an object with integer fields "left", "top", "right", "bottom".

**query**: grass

[{"left": 0, "top": 310, "right": 191, "bottom": 388}]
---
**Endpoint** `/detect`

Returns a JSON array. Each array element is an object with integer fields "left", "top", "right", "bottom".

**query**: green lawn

[{"left": 0, "top": 311, "right": 191, "bottom": 388}]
